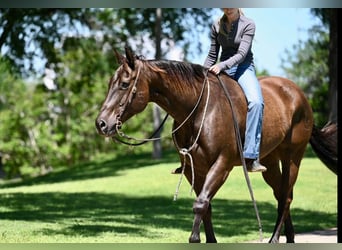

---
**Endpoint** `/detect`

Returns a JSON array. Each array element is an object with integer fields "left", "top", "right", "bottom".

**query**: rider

[
  {"left": 172, "top": 8, "right": 265, "bottom": 174},
  {"left": 205, "top": 8, "right": 266, "bottom": 172}
]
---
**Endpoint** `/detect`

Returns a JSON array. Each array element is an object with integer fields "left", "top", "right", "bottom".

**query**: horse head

[{"left": 95, "top": 46, "right": 149, "bottom": 137}]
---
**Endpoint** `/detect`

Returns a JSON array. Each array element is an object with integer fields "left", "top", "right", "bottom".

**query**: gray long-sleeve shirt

[{"left": 204, "top": 15, "right": 255, "bottom": 70}]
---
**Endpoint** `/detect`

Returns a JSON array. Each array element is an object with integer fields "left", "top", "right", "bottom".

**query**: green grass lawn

[{"left": 0, "top": 152, "right": 337, "bottom": 243}]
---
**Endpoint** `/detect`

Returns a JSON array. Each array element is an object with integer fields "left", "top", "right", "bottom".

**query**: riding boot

[
  {"left": 171, "top": 166, "right": 183, "bottom": 174},
  {"left": 245, "top": 159, "right": 267, "bottom": 172}
]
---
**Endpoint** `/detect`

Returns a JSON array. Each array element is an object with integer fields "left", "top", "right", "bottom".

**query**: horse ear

[
  {"left": 125, "top": 45, "right": 135, "bottom": 70},
  {"left": 114, "top": 49, "right": 125, "bottom": 65}
]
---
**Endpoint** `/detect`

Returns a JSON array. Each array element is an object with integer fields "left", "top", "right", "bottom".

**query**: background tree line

[{"left": 0, "top": 8, "right": 337, "bottom": 179}]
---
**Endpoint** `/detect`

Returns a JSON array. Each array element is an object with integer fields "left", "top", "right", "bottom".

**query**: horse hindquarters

[{"left": 258, "top": 76, "right": 315, "bottom": 243}]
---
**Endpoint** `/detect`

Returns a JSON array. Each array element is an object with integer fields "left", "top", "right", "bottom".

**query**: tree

[
  {"left": 0, "top": 9, "right": 96, "bottom": 77},
  {"left": 152, "top": 8, "right": 163, "bottom": 159},
  {"left": 310, "top": 8, "right": 338, "bottom": 125},
  {"left": 0, "top": 9, "right": 118, "bottom": 177},
  {"left": 0, "top": 8, "right": 215, "bottom": 177},
  {"left": 280, "top": 8, "right": 338, "bottom": 174},
  {"left": 0, "top": 56, "right": 53, "bottom": 177},
  {"left": 281, "top": 27, "right": 329, "bottom": 127},
  {"left": 281, "top": 8, "right": 338, "bottom": 128}
]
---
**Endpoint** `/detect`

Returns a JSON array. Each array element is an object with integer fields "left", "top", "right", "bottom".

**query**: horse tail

[{"left": 309, "top": 122, "right": 338, "bottom": 175}]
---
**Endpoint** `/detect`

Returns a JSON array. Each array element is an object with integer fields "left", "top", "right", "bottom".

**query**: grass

[{"left": 0, "top": 151, "right": 337, "bottom": 243}]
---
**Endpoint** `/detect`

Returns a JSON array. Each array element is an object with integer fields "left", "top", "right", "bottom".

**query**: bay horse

[{"left": 95, "top": 47, "right": 336, "bottom": 243}]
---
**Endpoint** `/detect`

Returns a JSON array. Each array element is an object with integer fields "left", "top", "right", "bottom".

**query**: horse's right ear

[
  {"left": 125, "top": 46, "right": 135, "bottom": 70},
  {"left": 114, "top": 49, "right": 125, "bottom": 65}
]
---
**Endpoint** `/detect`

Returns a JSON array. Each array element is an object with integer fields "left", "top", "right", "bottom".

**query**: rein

[
  {"left": 113, "top": 63, "right": 211, "bottom": 201},
  {"left": 113, "top": 113, "right": 169, "bottom": 146},
  {"left": 173, "top": 70, "right": 211, "bottom": 201},
  {"left": 216, "top": 74, "right": 263, "bottom": 242},
  {"left": 113, "top": 64, "right": 209, "bottom": 147}
]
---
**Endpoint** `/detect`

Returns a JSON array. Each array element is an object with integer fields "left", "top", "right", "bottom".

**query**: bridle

[
  {"left": 112, "top": 61, "right": 210, "bottom": 147},
  {"left": 113, "top": 61, "right": 171, "bottom": 146},
  {"left": 115, "top": 63, "right": 142, "bottom": 131}
]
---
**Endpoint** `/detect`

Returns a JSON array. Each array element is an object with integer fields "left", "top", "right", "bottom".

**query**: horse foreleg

[
  {"left": 189, "top": 162, "right": 230, "bottom": 243},
  {"left": 189, "top": 197, "right": 217, "bottom": 243},
  {"left": 189, "top": 202, "right": 217, "bottom": 243},
  {"left": 189, "top": 197, "right": 209, "bottom": 243}
]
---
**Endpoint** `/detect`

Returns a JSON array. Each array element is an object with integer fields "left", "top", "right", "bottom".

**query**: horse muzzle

[{"left": 95, "top": 116, "right": 121, "bottom": 137}]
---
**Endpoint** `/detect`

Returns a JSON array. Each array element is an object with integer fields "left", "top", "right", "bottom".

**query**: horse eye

[{"left": 120, "top": 82, "right": 130, "bottom": 90}]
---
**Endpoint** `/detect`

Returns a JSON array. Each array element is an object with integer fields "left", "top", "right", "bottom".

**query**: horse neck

[{"left": 144, "top": 61, "right": 206, "bottom": 121}]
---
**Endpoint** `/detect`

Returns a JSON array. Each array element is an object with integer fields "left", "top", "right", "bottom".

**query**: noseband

[
  {"left": 115, "top": 64, "right": 142, "bottom": 129},
  {"left": 113, "top": 62, "right": 169, "bottom": 146}
]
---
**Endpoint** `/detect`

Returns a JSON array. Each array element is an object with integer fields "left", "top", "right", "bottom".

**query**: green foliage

[
  {"left": 0, "top": 34, "right": 175, "bottom": 179},
  {"left": 0, "top": 58, "right": 64, "bottom": 177},
  {"left": 281, "top": 26, "right": 330, "bottom": 127},
  {"left": 0, "top": 9, "right": 214, "bottom": 178},
  {"left": 0, "top": 9, "right": 94, "bottom": 77},
  {"left": 0, "top": 40, "right": 112, "bottom": 178},
  {"left": 102, "top": 9, "right": 213, "bottom": 59},
  {"left": 1, "top": 8, "right": 332, "bottom": 179},
  {"left": 41, "top": 37, "right": 120, "bottom": 166}
]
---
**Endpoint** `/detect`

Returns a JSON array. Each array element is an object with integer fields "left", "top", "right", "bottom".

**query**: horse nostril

[{"left": 99, "top": 119, "right": 107, "bottom": 130}]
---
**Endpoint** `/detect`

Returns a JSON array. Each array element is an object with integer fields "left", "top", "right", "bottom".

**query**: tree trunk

[
  {"left": 0, "top": 153, "right": 6, "bottom": 179},
  {"left": 328, "top": 9, "right": 337, "bottom": 123},
  {"left": 152, "top": 8, "right": 163, "bottom": 159}
]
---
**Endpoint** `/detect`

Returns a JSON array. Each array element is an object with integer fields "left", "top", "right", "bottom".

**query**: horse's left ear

[
  {"left": 125, "top": 45, "right": 135, "bottom": 70},
  {"left": 114, "top": 49, "right": 125, "bottom": 65}
]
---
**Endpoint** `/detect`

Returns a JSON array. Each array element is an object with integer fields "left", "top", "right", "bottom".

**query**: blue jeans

[{"left": 224, "top": 64, "right": 264, "bottom": 159}]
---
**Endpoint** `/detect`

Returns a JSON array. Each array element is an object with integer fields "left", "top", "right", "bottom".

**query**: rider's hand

[{"left": 209, "top": 64, "right": 221, "bottom": 75}]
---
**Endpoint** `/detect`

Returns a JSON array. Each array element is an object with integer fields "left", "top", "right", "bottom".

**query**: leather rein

[{"left": 112, "top": 64, "right": 209, "bottom": 146}]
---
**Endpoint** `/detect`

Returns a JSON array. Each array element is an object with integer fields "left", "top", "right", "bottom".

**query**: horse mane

[{"left": 141, "top": 58, "right": 206, "bottom": 88}]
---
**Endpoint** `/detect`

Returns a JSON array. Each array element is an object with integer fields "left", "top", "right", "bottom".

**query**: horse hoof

[
  {"left": 189, "top": 235, "right": 201, "bottom": 243},
  {"left": 268, "top": 238, "right": 279, "bottom": 243}
]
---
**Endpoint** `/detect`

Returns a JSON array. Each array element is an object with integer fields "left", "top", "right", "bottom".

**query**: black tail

[{"left": 309, "top": 122, "right": 338, "bottom": 175}]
